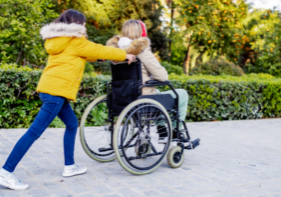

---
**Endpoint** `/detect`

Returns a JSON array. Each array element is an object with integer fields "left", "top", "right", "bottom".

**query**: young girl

[
  {"left": 106, "top": 20, "right": 188, "bottom": 143},
  {"left": 0, "top": 9, "right": 135, "bottom": 190}
]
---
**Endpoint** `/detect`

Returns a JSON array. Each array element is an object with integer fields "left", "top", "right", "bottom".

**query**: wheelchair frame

[{"left": 80, "top": 59, "right": 200, "bottom": 174}]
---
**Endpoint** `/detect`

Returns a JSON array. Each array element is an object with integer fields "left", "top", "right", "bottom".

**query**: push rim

[
  {"left": 113, "top": 98, "right": 172, "bottom": 175},
  {"left": 80, "top": 95, "right": 116, "bottom": 162}
]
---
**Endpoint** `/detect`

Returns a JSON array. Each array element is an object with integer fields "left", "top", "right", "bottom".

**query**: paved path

[{"left": 0, "top": 119, "right": 281, "bottom": 197}]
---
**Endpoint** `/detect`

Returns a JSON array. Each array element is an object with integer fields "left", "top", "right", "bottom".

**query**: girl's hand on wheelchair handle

[
  {"left": 126, "top": 54, "right": 136, "bottom": 65},
  {"left": 97, "top": 59, "right": 105, "bottom": 63}
]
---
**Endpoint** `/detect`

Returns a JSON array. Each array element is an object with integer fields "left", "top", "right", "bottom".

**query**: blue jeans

[{"left": 3, "top": 93, "right": 78, "bottom": 172}]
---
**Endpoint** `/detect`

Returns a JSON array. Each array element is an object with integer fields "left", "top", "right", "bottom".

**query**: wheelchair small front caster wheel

[{"left": 167, "top": 146, "right": 184, "bottom": 168}]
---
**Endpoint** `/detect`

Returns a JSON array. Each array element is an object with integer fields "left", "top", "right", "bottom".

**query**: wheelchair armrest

[{"left": 145, "top": 80, "right": 170, "bottom": 86}]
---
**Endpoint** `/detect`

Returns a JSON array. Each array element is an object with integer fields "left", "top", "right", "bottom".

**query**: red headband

[{"left": 139, "top": 21, "right": 147, "bottom": 37}]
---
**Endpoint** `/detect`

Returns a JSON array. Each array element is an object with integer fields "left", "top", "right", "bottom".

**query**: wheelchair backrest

[{"left": 109, "top": 59, "right": 142, "bottom": 115}]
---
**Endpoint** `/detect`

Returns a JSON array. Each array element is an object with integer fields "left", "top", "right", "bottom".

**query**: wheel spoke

[
  {"left": 80, "top": 96, "right": 116, "bottom": 162},
  {"left": 114, "top": 100, "right": 172, "bottom": 174}
]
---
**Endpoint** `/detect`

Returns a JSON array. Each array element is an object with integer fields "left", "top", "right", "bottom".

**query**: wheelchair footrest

[
  {"left": 184, "top": 138, "right": 200, "bottom": 150},
  {"left": 99, "top": 147, "right": 113, "bottom": 152}
]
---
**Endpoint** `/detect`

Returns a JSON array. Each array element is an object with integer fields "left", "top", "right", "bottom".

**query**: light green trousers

[{"left": 157, "top": 89, "right": 189, "bottom": 128}]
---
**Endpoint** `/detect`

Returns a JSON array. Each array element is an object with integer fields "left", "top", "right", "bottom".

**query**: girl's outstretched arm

[
  {"left": 75, "top": 38, "right": 127, "bottom": 62},
  {"left": 97, "top": 54, "right": 136, "bottom": 65}
]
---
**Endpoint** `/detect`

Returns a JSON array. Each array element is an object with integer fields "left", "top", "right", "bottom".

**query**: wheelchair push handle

[
  {"left": 123, "top": 58, "right": 140, "bottom": 64},
  {"left": 97, "top": 59, "right": 106, "bottom": 63},
  {"left": 97, "top": 59, "right": 134, "bottom": 63}
]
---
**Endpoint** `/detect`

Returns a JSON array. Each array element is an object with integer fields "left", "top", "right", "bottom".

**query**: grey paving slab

[{"left": 0, "top": 119, "right": 281, "bottom": 197}]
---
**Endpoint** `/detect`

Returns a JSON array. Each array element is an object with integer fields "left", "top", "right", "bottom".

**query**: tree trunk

[
  {"left": 23, "top": 56, "right": 26, "bottom": 67},
  {"left": 196, "top": 49, "right": 206, "bottom": 65},
  {"left": 16, "top": 46, "right": 23, "bottom": 64},
  {"left": 183, "top": 43, "right": 191, "bottom": 74}
]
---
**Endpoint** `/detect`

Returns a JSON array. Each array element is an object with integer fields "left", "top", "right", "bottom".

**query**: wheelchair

[{"left": 80, "top": 59, "right": 200, "bottom": 175}]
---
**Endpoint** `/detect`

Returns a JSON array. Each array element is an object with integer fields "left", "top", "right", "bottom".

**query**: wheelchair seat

[{"left": 138, "top": 94, "right": 175, "bottom": 111}]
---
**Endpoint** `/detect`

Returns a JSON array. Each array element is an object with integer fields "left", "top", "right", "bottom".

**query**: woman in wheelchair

[{"left": 106, "top": 20, "right": 189, "bottom": 143}]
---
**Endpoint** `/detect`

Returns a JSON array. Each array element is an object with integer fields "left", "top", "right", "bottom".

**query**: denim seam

[{"left": 59, "top": 103, "right": 77, "bottom": 165}]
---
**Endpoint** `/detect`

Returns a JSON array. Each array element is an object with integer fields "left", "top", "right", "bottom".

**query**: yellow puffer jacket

[{"left": 37, "top": 23, "right": 126, "bottom": 101}]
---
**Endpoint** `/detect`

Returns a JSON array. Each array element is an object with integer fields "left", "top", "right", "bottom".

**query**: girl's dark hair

[{"left": 53, "top": 9, "right": 86, "bottom": 25}]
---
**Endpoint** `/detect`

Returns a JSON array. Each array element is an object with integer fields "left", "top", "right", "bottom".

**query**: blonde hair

[{"left": 122, "top": 20, "right": 142, "bottom": 40}]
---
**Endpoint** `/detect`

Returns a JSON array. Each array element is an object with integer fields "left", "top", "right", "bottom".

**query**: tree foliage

[
  {"left": 0, "top": 0, "right": 168, "bottom": 68},
  {"left": 0, "top": 0, "right": 59, "bottom": 66},
  {"left": 169, "top": 0, "right": 281, "bottom": 76},
  {"left": 54, "top": 0, "right": 169, "bottom": 59},
  {"left": 174, "top": 0, "right": 249, "bottom": 64},
  {"left": 246, "top": 9, "right": 281, "bottom": 77}
]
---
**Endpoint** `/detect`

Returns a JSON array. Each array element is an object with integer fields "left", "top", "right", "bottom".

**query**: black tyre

[
  {"left": 80, "top": 95, "right": 116, "bottom": 162},
  {"left": 167, "top": 146, "right": 184, "bottom": 168},
  {"left": 113, "top": 99, "right": 172, "bottom": 175}
]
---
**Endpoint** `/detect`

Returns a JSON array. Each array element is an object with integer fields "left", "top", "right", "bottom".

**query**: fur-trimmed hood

[
  {"left": 40, "top": 22, "right": 87, "bottom": 40},
  {"left": 106, "top": 35, "right": 150, "bottom": 55},
  {"left": 40, "top": 23, "right": 87, "bottom": 55}
]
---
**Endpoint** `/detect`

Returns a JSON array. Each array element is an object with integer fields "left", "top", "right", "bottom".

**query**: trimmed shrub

[
  {"left": 168, "top": 73, "right": 281, "bottom": 121},
  {"left": 190, "top": 59, "right": 245, "bottom": 76},
  {"left": 161, "top": 61, "right": 183, "bottom": 75},
  {"left": 1, "top": 64, "right": 281, "bottom": 128},
  {"left": 0, "top": 63, "right": 110, "bottom": 128}
]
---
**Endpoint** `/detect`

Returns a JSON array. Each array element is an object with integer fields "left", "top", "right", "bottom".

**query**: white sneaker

[
  {"left": 62, "top": 165, "right": 87, "bottom": 177},
  {"left": 0, "top": 172, "right": 29, "bottom": 190}
]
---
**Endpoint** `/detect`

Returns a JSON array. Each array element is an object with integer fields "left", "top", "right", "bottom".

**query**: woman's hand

[{"left": 126, "top": 54, "right": 136, "bottom": 65}]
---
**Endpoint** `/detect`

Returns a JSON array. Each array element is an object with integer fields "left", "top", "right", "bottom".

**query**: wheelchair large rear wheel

[
  {"left": 80, "top": 95, "right": 116, "bottom": 162},
  {"left": 113, "top": 99, "right": 172, "bottom": 175}
]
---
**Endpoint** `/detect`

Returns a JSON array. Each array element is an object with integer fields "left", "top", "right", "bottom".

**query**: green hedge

[
  {"left": 0, "top": 64, "right": 110, "bottom": 128},
  {"left": 189, "top": 59, "right": 245, "bottom": 76},
  {"left": 1, "top": 64, "right": 281, "bottom": 128},
  {"left": 168, "top": 73, "right": 281, "bottom": 121},
  {"left": 160, "top": 61, "right": 184, "bottom": 75}
]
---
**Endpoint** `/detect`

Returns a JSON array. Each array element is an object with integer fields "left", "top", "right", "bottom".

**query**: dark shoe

[
  {"left": 172, "top": 130, "right": 190, "bottom": 143},
  {"left": 157, "top": 125, "right": 168, "bottom": 144},
  {"left": 157, "top": 125, "right": 167, "bottom": 138},
  {"left": 158, "top": 137, "right": 168, "bottom": 144},
  {"left": 157, "top": 126, "right": 180, "bottom": 139},
  {"left": 172, "top": 129, "right": 178, "bottom": 139}
]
